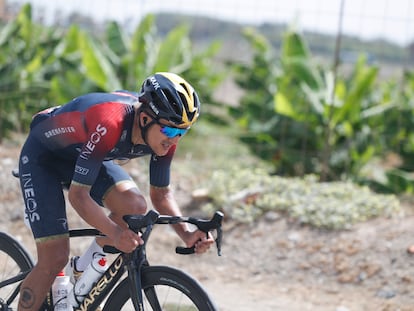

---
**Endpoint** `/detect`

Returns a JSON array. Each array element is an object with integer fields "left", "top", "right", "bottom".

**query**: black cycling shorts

[{"left": 18, "top": 135, "right": 135, "bottom": 241}]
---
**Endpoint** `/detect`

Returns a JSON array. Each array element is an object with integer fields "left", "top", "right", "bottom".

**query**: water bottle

[
  {"left": 68, "top": 254, "right": 108, "bottom": 307},
  {"left": 52, "top": 270, "right": 71, "bottom": 311}
]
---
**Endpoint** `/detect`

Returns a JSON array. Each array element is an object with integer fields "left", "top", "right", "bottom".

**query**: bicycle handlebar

[
  {"left": 123, "top": 210, "right": 224, "bottom": 256},
  {"left": 12, "top": 169, "right": 224, "bottom": 256}
]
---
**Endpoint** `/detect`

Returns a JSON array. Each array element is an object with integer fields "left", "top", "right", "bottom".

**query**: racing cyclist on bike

[{"left": 17, "top": 72, "right": 214, "bottom": 311}]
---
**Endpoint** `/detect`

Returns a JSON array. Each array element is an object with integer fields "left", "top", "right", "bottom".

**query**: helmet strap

[{"left": 137, "top": 110, "right": 156, "bottom": 145}]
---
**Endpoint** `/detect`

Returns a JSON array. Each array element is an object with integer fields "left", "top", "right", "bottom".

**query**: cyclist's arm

[
  {"left": 149, "top": 146, "right": 213, "bottom": 253},
  {"left": 148, "top": 146, "right": 188, "bottom": 237},
  {"left": 150, "top": 185, "right": 189, "bottom": 237},
  {"left": 68, "top": 103, "right": 141, "bottom": 252},
  {"left": 68, "top": 183, "right": 121, "bottom": 239},
  {"left": 68, "top": 183, "right": 142, "bottom": 253},
  {"left": 150, "top": 185, "right": 214, "bottom": 253}
]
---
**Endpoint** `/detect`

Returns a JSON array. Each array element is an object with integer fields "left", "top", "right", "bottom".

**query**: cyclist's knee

[
  {"left": 105, "top": 186, "right": 147, "bottom": 215},
  {"left": 36, "top": 238, "right": 69, "bottom": 274},
  {"left": 120, "top": 192, "right": 147, "bottom": 215}
]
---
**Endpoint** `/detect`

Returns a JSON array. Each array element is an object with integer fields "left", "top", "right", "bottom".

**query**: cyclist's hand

[
  {"left": 183, "top": 230, "right": 214, "bottom": 254},
  {"left": 115, "top": 228, "right": 143, "bottom": 253}
]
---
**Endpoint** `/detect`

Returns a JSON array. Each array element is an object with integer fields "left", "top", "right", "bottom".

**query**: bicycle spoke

[
  {"left": 0, "top": 233, "right": 34, "bottom": 311},
  {"left": 103, "top": 266, "right": 217, "bottom": 311},
  {"left": 0, "top": 251, "right": 22, "bottom": 309},
  {"left": 143, "top": 286, "right": 162, "bottom": 310},
  {"left": 143, "top": 285, "right": 198, "bottom": 311}
]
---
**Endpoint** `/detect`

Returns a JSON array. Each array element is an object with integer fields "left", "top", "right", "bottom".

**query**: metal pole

[{"left": 321, "top": 0, "right": 346, "bottom": 181}]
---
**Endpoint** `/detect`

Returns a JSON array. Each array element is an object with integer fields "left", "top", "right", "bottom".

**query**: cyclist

[{"left": 17, "top": 72, "right": 214, "bottom": 311}]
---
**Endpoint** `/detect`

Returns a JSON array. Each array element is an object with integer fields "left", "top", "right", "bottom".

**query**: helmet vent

[
  {"left": 140, "top": 72, "right": 200, "bottom": 127},
  {"left": 165, "top": 91, "right": 182, "bottom": 114},
  {"left": 179, "top": 82, "right": 190, "bottom": 94},
  {"left": 178, "top": 93, "right": 190, "bottom": 111}
]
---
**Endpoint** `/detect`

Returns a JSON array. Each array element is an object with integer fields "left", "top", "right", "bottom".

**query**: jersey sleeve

[
  {"left": 72, "top": 103, "right": 127, "bottom": 186},
  {"left": 149, "top": 144, "right": 176, "bottom": 187}
]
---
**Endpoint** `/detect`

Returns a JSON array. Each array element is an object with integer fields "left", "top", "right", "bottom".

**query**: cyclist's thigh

[
  {"left": 18, "top": 137, "right": 69, "bottom": 241},
  {"left": 90, "top": 161, "right": 146, "bottom": 213},
  {"left": 91, "top": 161, "right": 140, "bottom": 206}
]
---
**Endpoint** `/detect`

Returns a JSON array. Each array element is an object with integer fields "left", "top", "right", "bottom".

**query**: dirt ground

[{"left": 1, "top": 143, "right": 414, "bottom": 311}]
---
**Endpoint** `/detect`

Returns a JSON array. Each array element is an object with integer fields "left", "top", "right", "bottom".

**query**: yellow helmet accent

[{"left": 139, "top": 72, "right": 200, "bottom": 128}]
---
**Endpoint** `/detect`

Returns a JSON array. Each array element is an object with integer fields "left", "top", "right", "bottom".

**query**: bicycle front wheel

[
  {"left": 103, "top": 265, "right": 218, "bottom": 311},
  {"left": 0, "top": 232, "right": 34, "bottom": 311}
]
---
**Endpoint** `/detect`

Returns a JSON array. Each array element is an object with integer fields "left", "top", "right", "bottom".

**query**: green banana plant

[
  {"left": 0, "top": 3, "right": 57, "bottom": 139},
  {"left": 276, "top": 30, "right": 382, "bottom": 181},
  {"left": 230, "top": 27, "right": 385, "bottom": 182},
  {"left": 367, "top": 71, "right": 414, "bottom": 193},
  {"left": 0, "top": 4, "right": 225, "bottom": 142}
]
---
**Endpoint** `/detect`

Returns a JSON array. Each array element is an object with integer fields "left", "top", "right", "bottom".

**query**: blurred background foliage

[{"left": 2, "top": 2, "right": 414, "bottom": 203}]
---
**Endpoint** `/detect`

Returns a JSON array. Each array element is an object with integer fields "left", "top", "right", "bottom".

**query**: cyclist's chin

[
  {"left": 154, "top": 143, "right": 173, "bottom": 156},
  {"left": 153, "top": 147, "right": 169, "bottom": 157}
]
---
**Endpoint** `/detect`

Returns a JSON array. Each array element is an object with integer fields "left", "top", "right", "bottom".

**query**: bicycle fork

[{"left": 126, "top": 251, "right": 155, "bottom": 311}]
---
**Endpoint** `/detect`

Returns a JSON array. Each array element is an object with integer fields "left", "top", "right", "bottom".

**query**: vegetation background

[
  {"left": 2, "top": 1, "right": 414, "bottom": 310},
  {"left": 0, "top": 0, "right": 413, "bottom": 230}
]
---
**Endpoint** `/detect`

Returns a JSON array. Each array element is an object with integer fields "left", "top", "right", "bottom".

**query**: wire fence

[
  {"left": 3, "top": 0, "right": 413, "bottom": 110},
  {"left": 2, "top": 0, "right": 414, "bottom": 184},
  {"left": 5, "top": 0, "right": 414, "bottom": 68}
]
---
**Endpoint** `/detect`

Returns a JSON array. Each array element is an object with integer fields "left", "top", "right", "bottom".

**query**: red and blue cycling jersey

[{"left": 30, "top": 91, "right": 175, "bottom": 188}]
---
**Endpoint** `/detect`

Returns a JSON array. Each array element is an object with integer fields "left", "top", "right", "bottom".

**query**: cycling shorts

[{"left": 18, "top": 135, "right": 136, "bottom": 242}]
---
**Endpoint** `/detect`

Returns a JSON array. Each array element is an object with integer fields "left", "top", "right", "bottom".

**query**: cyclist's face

[{"left": 143, "top": 117, "right": 183, "bottom": 156}]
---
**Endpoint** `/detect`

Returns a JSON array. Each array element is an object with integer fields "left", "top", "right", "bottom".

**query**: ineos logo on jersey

[
  {"left": 79, "top": 124, "right": 107, "bottom": 160},
  {"left": 21, "top": 173, "right": 40, "bottom": 223}
]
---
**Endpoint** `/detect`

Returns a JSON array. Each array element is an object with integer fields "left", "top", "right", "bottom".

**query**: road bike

[{"left": 0, "top": 207, "right": 223, "bottom": 311}]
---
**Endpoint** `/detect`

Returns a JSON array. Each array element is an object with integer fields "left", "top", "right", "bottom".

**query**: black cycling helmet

[{"left": 138, "top": 72, "right": 200, "bottom": 128}]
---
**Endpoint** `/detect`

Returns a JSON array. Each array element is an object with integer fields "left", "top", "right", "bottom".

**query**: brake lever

[
  {"left": 123, "top": 210, "right": 159, "bottom": 232},
  {"left": 176, "top": 211, "right": 224, "bottom": 256},
  {"left": 215, "top": 225, "right": 223, "bottom": 256}
]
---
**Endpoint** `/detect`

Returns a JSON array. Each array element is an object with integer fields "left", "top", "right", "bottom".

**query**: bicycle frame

[
  {"left": 73, "top": 209, "right": 223, "bottom": 311},
  {"left": 73, "top": 251, "right": 124, "bottom": 311},
  {"left": 68, "top": 228, "right": 149, "bottom": 311},
  {"left": 0, "top": 271, "right": 28, "bottom": 307},
  {"left": 0, "top": 230, "right": 139, "bottom": 311},
  {"left": 5, "top": 170, "right": 223, "bottom": 310},
  {"left": 0, "top": 230, "right": 120, "bottom": 311},
  {"left": 1, "top": 209, "right": 223, "bottom": 311}
]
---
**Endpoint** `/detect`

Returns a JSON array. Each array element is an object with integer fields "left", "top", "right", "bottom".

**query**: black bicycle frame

[
  {"left": 0, "top": 230, "right": 145, "bottom": 311},
  {"left": 0, "top": 271, "right": 28, "bottom": 288},
  {"left": 2, "top": 210, "right": 223, "bottom": 311},
  {"left": 69, "top": 228, "right": 137, "bottom": 311},
  {"left": 71, "top": 223, "right": 156, "bottom": 311},
  {"left": 125, "top": 220, "right": 155, "bottom": 310},
  {"left": 0, "top": 271, "right": 28, "bottom": 307},
  {"left": 72, "top": 251, "right": 124, "bottom": 311},
  {"left": 120, "top": 213, "right": 183, "bottom": 311}
]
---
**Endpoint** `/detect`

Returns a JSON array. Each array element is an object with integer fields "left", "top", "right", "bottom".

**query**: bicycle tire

[
  {"left": 103, "top": 265, "right": 218, "bottom": 311},
  {"left": 0, "top": 232, "right": 34, "bottom": 311}
]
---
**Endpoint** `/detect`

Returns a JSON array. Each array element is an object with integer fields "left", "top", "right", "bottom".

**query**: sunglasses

[{"left": 159, "top": 124, "right": 188, "bottom": 138}]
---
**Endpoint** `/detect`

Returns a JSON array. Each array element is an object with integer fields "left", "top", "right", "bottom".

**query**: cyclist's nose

[{"left": 169, "top": 135, "right": 181, "bottom": 143}]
